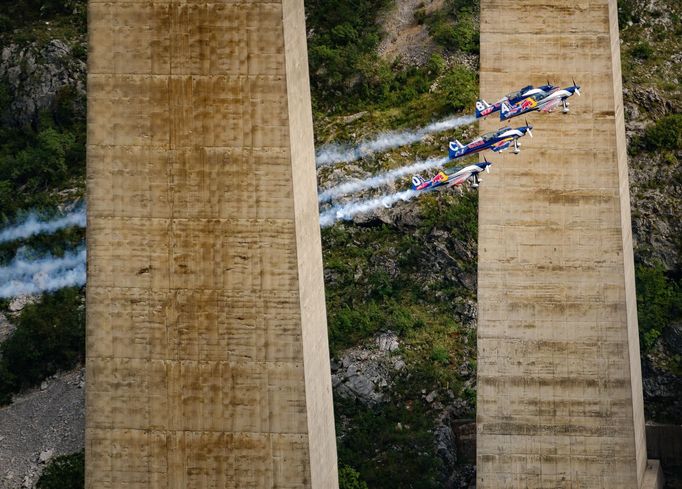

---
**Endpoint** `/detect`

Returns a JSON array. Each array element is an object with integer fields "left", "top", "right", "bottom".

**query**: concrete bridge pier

[
  {"left": 477, "top": 0, "right": 662, "bottom": 487},
  {"left": 85, "top": 0, "right": 338, "bottom": 487}
]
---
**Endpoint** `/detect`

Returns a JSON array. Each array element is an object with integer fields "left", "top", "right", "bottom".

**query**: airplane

[
  {"left": 448, "top": 122, "right": 533, "bottom": 159},
  {"left": 500, "top": 81, "right": 581, "bottom": 121},
  {"left": 475, "top": 83, "right": 556, "bottom": 119},
  {"left": 412, "top": 158, "right": 493, "bottom": 191}
]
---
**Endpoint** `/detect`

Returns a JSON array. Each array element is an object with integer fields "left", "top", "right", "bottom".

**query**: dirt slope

[{"left": 0, "top": 368, "right": 84, "bottom": 488}]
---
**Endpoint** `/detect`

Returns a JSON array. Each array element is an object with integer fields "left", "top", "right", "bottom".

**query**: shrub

[
  {"left": 306, "top": 0, "right": 391, "bottom": 109},
  {"left": 437, "top": 67, "right": 478, "bottom": 113},
  {"left": 636, "top": 264, "right": 682, "bottom": 352},
  {"left": 36, "top": 451, "right": 84, "bottom": 489},
  {"left": 335, "top": 399, "right": 443, "bottom": 489},
  {"left": 452, "top": 14, "right": 479, "bottom": 54},
  {"left": 0, "top": 287, "right": 84, "bottom": 404},
  {"left": 430, "top": 20, "right": 458, "bottom": 48},
  {"left": 426, "top": 54, "right": 446, "bottom": 76},
  {"left": 430, "top": 345, "right": 450, "bottom": 364},
  {"left": 339, "top": 465, "right": 369, "bottom": 489},
  {"left": 631, "top": 41, "right": 653, "bottom": 60},
  {"left": 618, "top": 0, "right": 641, "bottom": 25},
  {"left": 641, "top": 114, "right": 682, "bottom": 151}
]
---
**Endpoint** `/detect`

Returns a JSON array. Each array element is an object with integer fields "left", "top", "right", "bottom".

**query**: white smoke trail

[
  {"left": 0, "top": 205, "right": 86, "bottom": 244},
  {"left": 318, "top": 156, "right": 450, "bottom": 202},
  {"left": 0, "top": 247, "right": 86, "bottom": 298},
  {"left": 319, "top": 189, "right": 420, "bottom": 228},
  {"left": 315, "top": 114, "right": 475, "bottom": 166}
]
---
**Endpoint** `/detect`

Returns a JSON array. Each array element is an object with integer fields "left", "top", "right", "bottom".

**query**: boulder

[
  {"left": 376, "top": 331, "right": 399, "bottom": 352},
  {"left": 332, "top": 331, "right": 405, "bottom": 405},
  {"left": 38, "top": 449, "right": 54, "bottom": 464}
]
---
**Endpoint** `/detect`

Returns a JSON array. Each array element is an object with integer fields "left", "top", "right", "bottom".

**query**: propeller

[
  {"left": 484, "top": 156, "right": 491, "bottom": 173},
  {"left": 525, "top": 119, "right": 533, "bottom": 138},
  {"left": 572, "top": 78, "right": 581, "bottom": 96}
]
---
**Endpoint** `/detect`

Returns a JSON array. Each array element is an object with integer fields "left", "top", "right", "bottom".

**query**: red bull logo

[{"left": 433, "top": 172, "right": 448, "bottom": 183}]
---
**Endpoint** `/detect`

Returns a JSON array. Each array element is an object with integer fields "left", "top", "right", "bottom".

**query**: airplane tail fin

[
  {"left": 499, "top": 101, "right": 514, "bottom": 121},
  {"left": 448, "top": 140, "right": 464, "bottom": 159},
  {"left": 475, "top": 99, "right": 491, "bottom": 118},
  {"left": 411, "top": 175, "right": 426, "bottom": 190}
]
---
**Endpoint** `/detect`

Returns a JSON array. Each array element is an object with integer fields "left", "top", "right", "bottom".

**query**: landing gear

[
  {"left": 562, "top": 100, "right": 570, "bottom": 114},
  {"left": 471, "top": 174, "right": 480, "bottom": 188},
  {"left": 513, "top": 139, "right": 521, "bottom": 154}
]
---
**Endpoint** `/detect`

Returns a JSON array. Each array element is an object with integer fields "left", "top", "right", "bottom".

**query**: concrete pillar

[
  {"left": 85, "top": 0, "right": 338, "bottom": 487},
  {"left": 477, "top": 0, "right": 658, "bottom": 487}
]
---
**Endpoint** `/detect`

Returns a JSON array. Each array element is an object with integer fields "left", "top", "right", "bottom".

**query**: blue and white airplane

[
  {"left": 500, "top": 81, "right": 581, "bottom": 121},
  {"left": 448, "top": 123, "right": 533, "bottom": 159},
  {"left": 412, "top": 158, "right": 493, "bottom": 191},
  {"left": 475, "top": 83, "right": 556, "bottom": 119}
]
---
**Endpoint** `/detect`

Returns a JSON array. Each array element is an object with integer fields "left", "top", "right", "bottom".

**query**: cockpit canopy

[{"left": 505, "top": 85, "right": 532, "bottom": 101}]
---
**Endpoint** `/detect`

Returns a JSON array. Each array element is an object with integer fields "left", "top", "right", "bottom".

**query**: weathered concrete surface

[
  {"left": 642, "top": 460, "right": 664, "bottom": 489},
  {"left": 85, "top": 0, "right": 338, "bottom": 487},
  {"left": 477, "top": 0, "right": 656, "bottom": 487}
]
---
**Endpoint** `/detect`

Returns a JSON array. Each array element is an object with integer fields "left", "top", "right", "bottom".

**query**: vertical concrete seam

[
  {"left": 280, "top": 0, "right": 314, "bottom": 486},
  {"left": 606, "top": 0, "right": 647, "bottom": 484},
  {"left": 281, "top": 0, "right": 339, "bottom": 485}
]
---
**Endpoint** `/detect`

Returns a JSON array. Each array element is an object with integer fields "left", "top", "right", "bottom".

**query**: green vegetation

[
  {"left": 0, "top": 84, "right": 86, "bottom": 223},
  {"left": 0, "top": 0, "right": 86, "bottom": 43},
  {"left": 0, "top": 287, "right": 84, "bottom": 405},
  {"left": 418, "top": 0, "right": 480, "bottom": 54},
  {"left": 335, "top": 398, "right": 443, "bottom": 489},
  {"left": 0, "top": 224, "right": 84, "bottom": 267},
  {"left": 338, "top": 465, "right": 369, "bottom": 489},
  {"left": 641, "top": 114, "right": 682, "bottom": 152},
  {"left": 312, "top": 0, "right": 483, "bottom": 465},
  {"left": 36, "top": 451, "right": 84, "bottom": 489},
  {"left": 636, "top": 264, "right": 682, "bottom": 352},
  {"left": 306, "top": 0, "right": 479, "bottom": 117},
  {"left": 619, "top": 0, "right": 682, "bottom": 89},
  {"left": 322, "top": 190, "right": 478, "bottom": 485},
  {"left": 305, "top": 0, "right": 392, "bottom": 111},
  {"left": 631, "top": 41, "right": 654, "bottom": 60}
]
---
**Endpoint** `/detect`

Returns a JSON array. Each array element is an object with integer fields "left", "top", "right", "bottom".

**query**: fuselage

[
  {"left": 477, "top": 84, "right": 556, "bottom": 118},
  {"left": 448, "top": 126, "right": 530, "bottom": 159},
  {"left": 413, "top": 162, "right": 490, "bottom": 191},
  {"left": 501, "top": 85, "right": 580, "bottom": 120}
]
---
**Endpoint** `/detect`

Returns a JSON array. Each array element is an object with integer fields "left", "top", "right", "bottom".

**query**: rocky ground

[
  {"left": 377, "top": 0, "right": 439, "bottom": 65},
  {"left": 0, "top": 40, "right": 85, "bottom": 127},
  {"left": 0, "top": 368, "right": 84, "bottom": 489}
]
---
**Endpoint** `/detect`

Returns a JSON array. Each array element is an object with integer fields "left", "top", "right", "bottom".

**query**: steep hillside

[{"left": 619, "top": 0, "right": 682, "bottom": 428}]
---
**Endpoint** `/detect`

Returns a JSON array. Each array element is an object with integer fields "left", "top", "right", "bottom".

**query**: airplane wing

[
  {"left": 538, "top": 98, "right": 562, "bottom": 112},
  {"left": 447, "top": 172, "right": 472, "bottom": 187}
]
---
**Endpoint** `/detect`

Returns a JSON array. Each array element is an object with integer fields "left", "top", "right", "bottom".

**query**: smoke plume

[
  {"left": 315, "top": 115, "right": 475, "bottom": 166},
  {"left": 319, "top": 189, "right": 420, "bottom": 228},
  {"left": 0, "top": 246, "right": 86, "bottom": 298},
  {"left": 0, "top": 205, "right": 86, "bottom": 244},
  {"left": 318, "top": 156, "right": 450, "bottom": 202}
]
